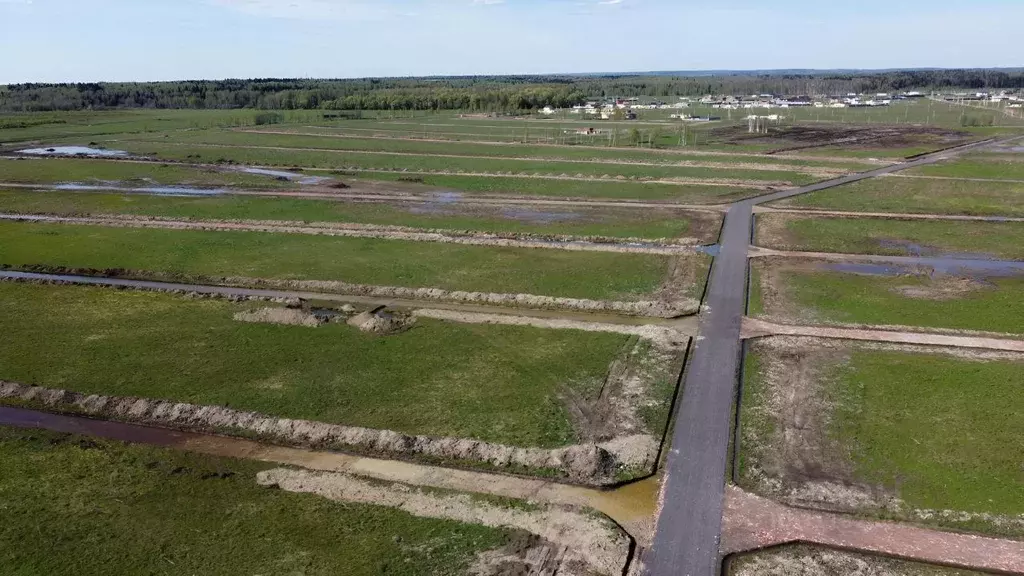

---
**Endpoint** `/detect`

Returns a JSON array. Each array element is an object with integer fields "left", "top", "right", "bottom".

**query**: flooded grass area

[
  {"left": 770, "top": 176, "right": 1024, "bottom": 217},
  {"left": 751, "top": 259, "right": 1024, "bottom": 334},
  {"left": 756, "top": 213, "right": 1024, "bottom": 260},
  {"left": 0, "top": 425, "right": 513, "bottom": 575},
  {"left": 0, "top": 157, "right": 294, "bottom": 189},
  {"left": 739, "top": 337, "right": 1024, "bottom": 537},
  {"left": 0, "top": 189, "right": 721, "bottom": 241},
  {"left": 0, "top": 282, "right": 632, "bottom": 448},
  {"left": 0, "top": 220, "right": 683, "bottom": 301},
  {"left": 728, "top": 544, "right": 988, "bottom": 576}
]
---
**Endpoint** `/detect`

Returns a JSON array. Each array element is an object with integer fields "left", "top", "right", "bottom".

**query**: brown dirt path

[
  {"left": 742, "top": 318, "right": 1024, "bottom": 352},
  {"left": 721, "top": 486, "right": 1024, "bottom": 574},
  {"left": 888, "top": 174, "right": 1024, "bottom": 184},
  {"left": 753, "top": 205, "right": 1024, "bottom": 223},
  {"left": 0, "top": 213, "right": 704, "bottom": 255}
]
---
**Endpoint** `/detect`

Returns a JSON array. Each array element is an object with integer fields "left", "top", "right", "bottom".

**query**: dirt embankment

[
  {"left": 257, "top": 468, "right": 631, "bottom": 576},
  {"left": 3, "top": 265, "right": 701, "bottom": 317},
  {"left": 0, "top": 381, "right": 649, "bottom": 485}
]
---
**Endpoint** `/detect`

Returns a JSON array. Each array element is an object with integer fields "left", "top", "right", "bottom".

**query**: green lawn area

[
  {"left": 758, "top": 214, "right": 1024, "bottom": 260},
  {"left": 832, "top": 350, "right": 1023, "bottom": 520},
  {"left": 0, "top": 220, "right": 685, "bottom": 301},
  {"left": 0, "top": 157, "right": 289, "bottom": 189},
  {"left": 0, "top": 426, "right": 512, "bottom": 576},
  {"left": 771, "top": 176, "right": 1024, "bottom": 216},
  {"left": 0, "top": 189, "right": 716, "bottom": 241},
  {"left": 108, "top": 140, "right": 818, "bottom": 184},
  {"left": 0, "top": 282, "right": 631, "bottom": 448},
  {"left": 908, "top": 156, "right": 1024, "bottom": 180},
  {"left": 756, "top": 263, "right": 1024, "bottom": 334}
]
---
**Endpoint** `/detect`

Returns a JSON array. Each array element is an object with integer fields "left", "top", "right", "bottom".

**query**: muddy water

[
  {"left": 235, "top": 167, "right": 331, "bottom": 185},
  {"left": 0, "top": 406, "right": 660, "bottom": 538},
  {"left": 54, "top": 183, "right": 225, "bottom": 196},
  {"left": 825, "top": 258, "right": 1024, "bottom": 278},
  {"left": 16, "top": 146, "right": 129, "bottom": 157}
]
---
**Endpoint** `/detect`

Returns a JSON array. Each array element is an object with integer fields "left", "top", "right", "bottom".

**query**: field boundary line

[
  {"left": 741, "top": 317, "right": 1024, "bottom": 352},
  {"left": 753, "top": 206, "right": 1024, "bottom": 222}
]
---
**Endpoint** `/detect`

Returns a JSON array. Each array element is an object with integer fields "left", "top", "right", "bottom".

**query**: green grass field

[
  {"left": 758, "top": 214, "right": 1024, "bottom": 260},
  {"left": 0, "top": 426, "right": 512, "bottom": 576},
  {"left": 771, "top": 176, "right": 1024, "bottom": 216},
  {"left": 0, "top": 157, "right": 290, "bottom": 188},
  {"left": 0, "top": 189, "right": 718, "bottom": 241},
  {"left": 0, "top": 220, "right": 688, "bottom": 301},
  {"left": 0, "top": 282, "right": 634, "bottom": 448},
  {"left": 832, "top": 350, "right": 1023, "bottom": 519},
  {"left": 106, "top": 140, "right": 818, "bottom": 185},
  {"left": 907, "top": 155, "right": 1024, "bottom": 180},
  {"left": 754, "top": 262, "right": 1024, "bottom": 334}
]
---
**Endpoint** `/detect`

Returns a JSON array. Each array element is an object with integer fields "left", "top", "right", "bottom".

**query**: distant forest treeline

[{"left": 2, "top": 70, "right": 1022, "bottom": 112}]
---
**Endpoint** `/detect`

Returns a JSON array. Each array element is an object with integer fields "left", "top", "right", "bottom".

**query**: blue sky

[{"left": 1, "top": 0, "right": 1022, "bottom": 83}]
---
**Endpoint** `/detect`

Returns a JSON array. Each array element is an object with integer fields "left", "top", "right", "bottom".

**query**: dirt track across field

[
  {"left": 742, "top": 317, "right": 1024, "bottom": 352},
  {"left": 722, "top": 486, "right": 1024, "bottom": 574}
]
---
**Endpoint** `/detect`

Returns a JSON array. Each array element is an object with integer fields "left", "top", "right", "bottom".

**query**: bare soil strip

[
  {"left": 161, "top": 138, "right": 846, "bottom": 176},
  {"left": 0, "top": 180, "right": 731, "bottom": 210},
  {"left": 721, "top": 486, "right": 1024, "bottom": 574},
  {"left": 0, "top": 213, "right": 705, "bottom": 255},
  {"left": 749, "top": 246, "right": 1024, "bottom": 268},
  {"left": 0, "top": 380, "right": 648, "bottom": 486},
  {"left": 0, "top": 270, "right": 700, "bottom": 325},
  {"left": 413, "top": 309, "right": 695, "bottom": 342},
  {"left": 753, "top": 205, "right": 1024, "bottom": 223},
  {"left": 742, "top": 318, "right": 1024, "bottom": 352},
  {"left": 242, "top": 128, "right": 889, "bottom": 165},
  {"left": 257, "top": 468, "right": 630, "bottom": 576}
]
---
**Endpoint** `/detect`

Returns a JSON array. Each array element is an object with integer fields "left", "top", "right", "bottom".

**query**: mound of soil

[
  {"left": 347, "top": 307, "right": 415, "bottom": 335},
  {"left": 233, "top": 307, "right": 323, "bottom": 327}
]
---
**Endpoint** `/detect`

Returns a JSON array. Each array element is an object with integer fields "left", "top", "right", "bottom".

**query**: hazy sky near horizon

[{"left": 2, "top": 0, "right": 1022, "bottom": 83}]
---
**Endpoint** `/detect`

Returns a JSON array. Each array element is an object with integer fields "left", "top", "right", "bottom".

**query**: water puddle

[
  {"left": 825, "top": 262, "right": 908, "bottom": 276},
  {"left": 16, "top": 146, "right": 129, "bottom": 158},
  {"left": 235, "top": 167, "right": 331, "bottom": 185},
  {"left": 429, "top": 190, "right": 464, "bottom": 204},
  {"left": 53, "top": 183, "right": 224, "bottom": 196},
  {"left": 878, "top": 238, "right": 997, "bottom": 261},
  {"left": 824, "top": 259, "right": 1024, "bottom": 278},
  {"left": 695, "top": 244, "right": 721, "bottom": 256}
]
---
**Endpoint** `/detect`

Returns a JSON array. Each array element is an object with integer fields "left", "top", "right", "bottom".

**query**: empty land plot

[
  {"left": 739, "top": 336, "right": 1023, "bottom": 538},
  {"left": 750, "top": 258, "right": 1024, "bottom": 334},
  {"left": 0, "top": 157, "right": 291, "bottom": 189},
  {"left": 756, "top": 213, "right": 1024, "bottom": 260},
  {"left": 0, "top": 220, "right": 702, "bottom": 303},
  {"left": 0, "top": 426, "right": 514, "bottom": 576},
  {"left": 706, "top": 123, "right": 973, "bottom": 158},
  {"left": 0, "top": 282, "right": 642, "bottom": 449},
  {"left": 144, "top": 129, "right": 865, "bottom": 171},
  {"left": 906, "top": 154, "right": 1024, "bottom": 180},
  {"left": 769, "top": 175, "right": 1024, "bottom": 216},
  {"left": 0, "top": 189, "right": 723, "bottom": 242},
  {"left": 344, "top": 172, "right": 766, "bottom": 202},
  {"left": 728, "top": 545, "right": 986, "bottom": 576},
  {"left": 0, "top": 189, "right": 724, "bottom": 240},
  {"left": 108, "top": 141, "right": 819, "bottom": 185}
]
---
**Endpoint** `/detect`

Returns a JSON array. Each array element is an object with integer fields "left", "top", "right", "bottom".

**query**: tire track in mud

[
  {"left": 721, "top": 486, "right": 1024, "bottom": 574},
  {"left": 742, "top": 317, "right": 1024, "bottom": 352},
  {"left": 753, "top": 205, "right": 1024, "bottom": 223},
  {"left": 0, "top": 213, "right": 707, "bottom": 256}
]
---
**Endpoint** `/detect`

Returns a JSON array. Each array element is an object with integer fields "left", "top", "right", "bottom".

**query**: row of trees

[{"left": 2, "top": 70, "right": 1022, "bottom": 112}]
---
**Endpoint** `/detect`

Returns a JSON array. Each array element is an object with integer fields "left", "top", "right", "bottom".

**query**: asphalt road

[{"left": 644, "top": 136, "right": 1013, "bottom": 576}]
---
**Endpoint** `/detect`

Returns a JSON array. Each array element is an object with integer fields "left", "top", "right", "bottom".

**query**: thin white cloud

[
  {"left": 207, "top": 0, "right": 413, "bottom": 21},
  {"left": 471, "top": 0, "right": 505, "bottom": 5},
  {"left": 597, "top": 0, "right": 623, "bottom": 4}
]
